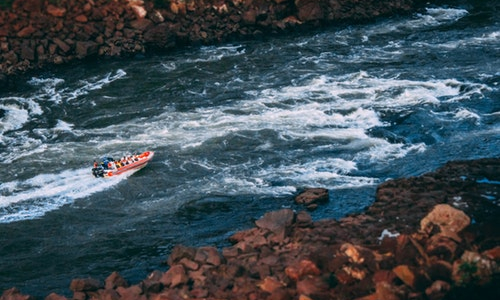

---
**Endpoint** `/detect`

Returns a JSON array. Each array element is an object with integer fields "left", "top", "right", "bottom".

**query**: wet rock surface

[
  {"left": 2, "top": 158, "right": 499, "bottom": 299},
  {"left": 0, "top": 0, "right": 424, "bottom": 87}
]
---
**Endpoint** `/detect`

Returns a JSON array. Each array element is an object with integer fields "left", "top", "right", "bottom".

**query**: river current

[{"left": 1, "top": 6, "right": 499, "bottom": 296}]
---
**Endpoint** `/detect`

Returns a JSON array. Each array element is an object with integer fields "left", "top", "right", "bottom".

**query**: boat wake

[{"left": 0, "top": 168, "right": 126, "bottom": 223}]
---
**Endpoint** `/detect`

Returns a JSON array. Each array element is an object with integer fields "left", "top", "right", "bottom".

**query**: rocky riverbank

[
  {"left": 0, "top": 0, "right": 426, "bottom": 88},
  {"left": 2, "top": 158, "right": 499, "bottom": 299}
]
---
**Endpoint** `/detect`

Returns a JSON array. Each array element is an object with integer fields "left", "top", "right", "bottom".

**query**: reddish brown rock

[
  {"left": 295, "top": 0, "right": 324, "bottom": 22},
  {"left": 69, "top": 278, "right": 103, "bottom": 292},
  {"left": 160, "top": 265, "right": 188, "bottom": 288},
  {"left": 105, "top": 271, "right": 129, "bottom": 289},
  {"left": 0, "top": 288, "right": 35, "bottom": 300},
  {"left": 258, "top": 276, "right": 284, "bottom": 293},
  {"left": 194, "top": 246, "right": 222, "bottom": 266},
  {"left": 166, "top": 244, "right": 196, "bottom": 266},
  {"left": 16, "top": 25, "right": 36, "bottom": 38},
  {"left": 425, "top": 280, "right": 450, "bottom": 300},
  {"left": 295, "top": 188, "right": 328, "bottom": 209},
  {"left": 296, "top": 276, "right": 329, "bottom": 299},
  {"left": 420, "top": 204, "right": 470, "bottom": 242},
  {"left": 255, "top": 208, "right": 295, "bottom": 242},
  {"left": 115, "top": 285, "right": 144, "bottom": 300},
  {"left": 46, "top": 4, "right": 66, "bottom": 17}
]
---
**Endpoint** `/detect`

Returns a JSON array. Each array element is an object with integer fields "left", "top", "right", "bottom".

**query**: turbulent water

[{"left": 1, "top": 6, "right": 499, "bottom": 296}]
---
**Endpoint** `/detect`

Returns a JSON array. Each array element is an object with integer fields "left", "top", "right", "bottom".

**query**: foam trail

[{"left": 0, "top": 168, "right": 126, "bottom": 223}]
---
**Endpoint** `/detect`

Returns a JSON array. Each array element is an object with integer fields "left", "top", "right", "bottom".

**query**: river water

[{"left": 1, "top": 5, "right": 499, "bottom": 296}]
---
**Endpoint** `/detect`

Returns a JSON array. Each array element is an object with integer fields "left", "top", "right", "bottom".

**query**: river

[{"left": 1, "top": 5, "right": 499, "bottom": 296}]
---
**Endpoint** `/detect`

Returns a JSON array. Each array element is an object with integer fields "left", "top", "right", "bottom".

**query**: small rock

[
  {"left": 258, "top": 276, "right": 283, "bottom": 293},
  {"left": 46, "top": 4, "right": 66, "bottom": 17},
  {"left": 425, "top": 280, "right": 450, "bottom": 300}
]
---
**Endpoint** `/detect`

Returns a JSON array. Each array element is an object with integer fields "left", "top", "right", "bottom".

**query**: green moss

[{"left": 458, "top": 261, "right": 479, "bottom": 286}]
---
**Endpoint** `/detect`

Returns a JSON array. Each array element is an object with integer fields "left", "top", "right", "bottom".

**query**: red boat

[{"left": 92, "top": 151, "right": 154, "bottom": 178}]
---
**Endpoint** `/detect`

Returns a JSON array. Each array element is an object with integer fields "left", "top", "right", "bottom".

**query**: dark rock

[
  {"left": 52, "top": 38, "right": 70, "bottom": 53},
  {"left": 69, "top": 278, "right": 103, "bottom": 292},
  {"left": 295, "top": 0, "right": 324, "bottom": 22},
  {"left": 75, "top": 41, "right": 98, "bottom": 58},
  {"left": 144, "top": 23, "right": 176, "bottom": 49}
]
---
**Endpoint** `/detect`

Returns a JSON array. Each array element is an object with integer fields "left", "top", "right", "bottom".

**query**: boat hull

[{"left": 92, "top": 151, "right": 154, "bottom": 178}]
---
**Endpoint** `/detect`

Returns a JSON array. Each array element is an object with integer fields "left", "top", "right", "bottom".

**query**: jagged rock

[
  {"left": 285, "top": 259, "right": 321, "bottom": 281},
  {"left": 194, "top": 246, "right": 222, "bottom": 266},
  {"left": 69, "top": 278, "right": 103, "bottom": 292},
  {"left": 46, "top": 5, "right": 66, "bottom": 17},
  {"left": 392, "top": 265, "right": 418, "bottom": 290},
  {"left": 295, "top": 188, "right": 328, "bottom": 209},
  {"left": 160, "top": 265, "right": 188, "bottom": 288},
  {"left": 482, "top": 246, "right": 500, "bottom": 262},
  {"left": 425, "top": 280, "right": 450, "bottom": 300},
  {"left": 295, "top": 0, "right": 324, "bottom": 22},
  {"left": 258, "top": 276, "right": 284, "bottom": 293},
  {"left": 17, "top": 26, "right": 36, "bottom": 38},
  {"left": 167, "top": 244, "right": 196, "bottom": 266},
  {"left": 420, "top": 204, "right": 470, "bottom": 242},
  {"left": 425, "top": 234, "right": 458, "bottom": 261},
  {"left": 0, "top": 288, "right": 35, "bottom": 300},
  {"left": 115, "top": 285, "right": 144, "bottom": 300},
  {"left": 75, "top": 41, "right": 98, "bottom": 58},
  {"left": 296, "top": 276, "right": 329, "bottom": 299},
  {"left": 105, "top": 271, "right": 129, "bottom": 289},
  {"left": 255, "top": 208, "right": 295, "bottom": 242}
]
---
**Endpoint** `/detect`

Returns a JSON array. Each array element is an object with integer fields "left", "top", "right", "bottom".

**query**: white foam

[
  {"left": 454, "top": 108, "right": 481, "bottom": 123},
  {"left": 0, "top": 168, "right": 127, "bottom": 223},
  {"left": 0, "top": 103, "right": 29, "bottom": 134}
]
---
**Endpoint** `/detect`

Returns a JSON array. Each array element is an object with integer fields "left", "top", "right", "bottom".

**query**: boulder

[
  {"left": 295, "top": 188, "right": 328, "bottom": 209},
  {"left": 420, "top": 204, "right": 471, "bottom": 242},
  {"left": 255, "top": 208, "right": 295, "bottom": 242}
]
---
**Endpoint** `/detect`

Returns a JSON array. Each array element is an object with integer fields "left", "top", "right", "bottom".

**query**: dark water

[{"left": 1, "top": 6, "right": 499, "bottom": 296}]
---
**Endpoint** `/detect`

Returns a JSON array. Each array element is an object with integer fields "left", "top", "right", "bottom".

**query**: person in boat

[{"left": 92, "top": 160, "right": 104, "bottom": 177}]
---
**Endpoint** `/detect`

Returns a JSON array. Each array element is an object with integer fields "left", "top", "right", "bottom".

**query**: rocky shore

[
  {"left": 2, "top": 158, "right": 499, "bottom": 299},
  {"left": 0, "top": 0, "right": 426, "bottom": 88}
]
